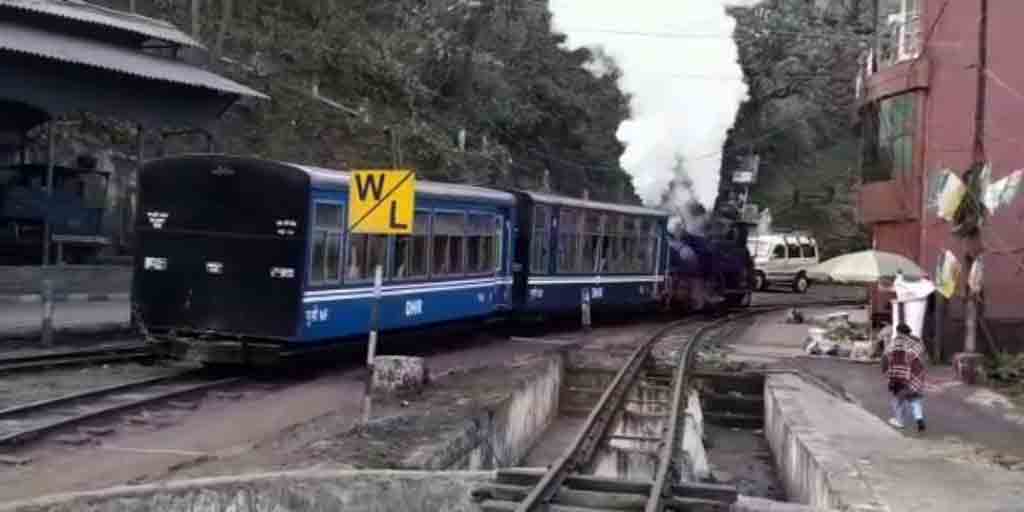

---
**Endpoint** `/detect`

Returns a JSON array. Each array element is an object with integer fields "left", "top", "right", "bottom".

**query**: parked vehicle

[{"left": 747, "top": 231, "right": 819, "bottom": 293}]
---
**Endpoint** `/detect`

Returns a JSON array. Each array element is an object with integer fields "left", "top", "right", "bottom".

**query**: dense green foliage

[
  {"left": 95, "top": 0, "right": 637, "bottom": 201},
  {"left": 723, "top": 0, "right": 871, "bottom": 257}
]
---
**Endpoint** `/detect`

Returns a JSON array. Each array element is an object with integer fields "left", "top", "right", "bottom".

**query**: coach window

[
  {"left": 310, "top": 202, "right": 343, "bottom": 284},
  {"left": 620, "top": 217, "right": 637, "bottom": 273},
  {"left": 531, "top": 206, "right": 550, "bottom": 274},
  {"left": 581, "top": 211, "right": 604, "bottom": 273},
  {"left": 489, "top": 216, "right": 501, "bottom": 272},
  {"left": 432, "top": 212, "right": 466, "bottom": 276},
  {"left": 558, "top": 208, "right": 580, "bottom": 273},
  {"left": 346, "top": 231, "right": 388, "bottom": 282},
  {"left": 637, "top": 218, "right": 656, "bottom": 273},
  {"left": 601, "top": 214, "right": 620, "bottom": 273},
  {"left": 392, "top": 212, "right": 430, "bottom": 280},
  {"left": 466, "top": 213, "right": 497, "bottom": 274}
]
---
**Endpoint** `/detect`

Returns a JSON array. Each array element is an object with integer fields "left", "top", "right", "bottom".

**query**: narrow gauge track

[
  {"left": 0, "top": 370, "right": 240, "bottom": 448},
  {"left": 476, "top": 299, "right": 862, "bottom": 512},
  {"left": 0, "top": 343, "right": 154, "bottom": 375}
]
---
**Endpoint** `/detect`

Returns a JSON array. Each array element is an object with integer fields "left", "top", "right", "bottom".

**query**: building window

[
  {"left": 391, "top": 212, "right": 430, "bottom": 280},
  {"left": 863, "top": 93, "right": 916, "bottom": 183},
  {"left": 877, "top": 0, "right": 920, "bottom": 67},
  {"left": 531, "top": 205, "right": 550, "bottom": 274},
  {"left": 466, "top": 213, "right": 499, "bottom": 274},
  {"left": 310, "top": 202, "right": 343, "bottom": 284},
  {"left": 558, "top": 208, "right": 581, "bottom": 273},
  {"left": 432, "top": 212, "right": 465, "bottom": 276}
]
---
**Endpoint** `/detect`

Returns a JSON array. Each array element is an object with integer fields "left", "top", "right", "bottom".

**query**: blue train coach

[{"left": 134, "top": 155, "right": 670, "bottom": 364}]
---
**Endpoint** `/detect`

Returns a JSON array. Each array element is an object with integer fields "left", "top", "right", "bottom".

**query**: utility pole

[{"left": 955, "top": 0, "right": 988, "bottom": 384}]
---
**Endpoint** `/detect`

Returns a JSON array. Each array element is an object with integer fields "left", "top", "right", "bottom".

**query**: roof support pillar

[{"left": 41, "top": 121, "right": 55, "bottom": 266}]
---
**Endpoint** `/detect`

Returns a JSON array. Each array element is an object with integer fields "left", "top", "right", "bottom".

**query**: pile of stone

[{"left": 803, "top": 312, "right": 877, "bottom": 361}]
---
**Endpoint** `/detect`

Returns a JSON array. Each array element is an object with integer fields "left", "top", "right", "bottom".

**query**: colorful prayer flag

[
  {"left": 968, "top": 256, "right": 984, "bottom": 295},
  {"left": 936, "top": 250, "right": 961, "bottom": 299},
  {"left": 983, "top": 169, "right": 1023, "bottom": 214},
  {"left": 936, "top": 169, "right": 966, "bottom": 222}
]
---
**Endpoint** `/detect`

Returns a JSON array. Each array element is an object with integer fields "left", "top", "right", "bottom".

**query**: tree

[{"left": 723, "top": 0, "right": 872, "bottom": 256}]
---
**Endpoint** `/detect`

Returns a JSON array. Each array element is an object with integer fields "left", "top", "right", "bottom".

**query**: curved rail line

[
  {"left": 482, "top": 299, "right": 863, "bottom": 512},
  {"left": 0, "top": 371, "right": 241, "bottom": 447},
  {"left": 0, "top": 344, "right": 155, "bottom": 375}
]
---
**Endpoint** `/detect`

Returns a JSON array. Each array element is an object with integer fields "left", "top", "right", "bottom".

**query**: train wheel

[{"left": 792, "top": 273, "right": 810, "bottom": 294}]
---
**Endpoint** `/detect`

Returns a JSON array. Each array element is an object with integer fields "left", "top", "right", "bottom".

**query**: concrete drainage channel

[{"left": 0, "top": 333, "right": 833, "bottom": 512}]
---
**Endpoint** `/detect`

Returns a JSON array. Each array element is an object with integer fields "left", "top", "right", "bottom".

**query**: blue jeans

[{"left": 891, "top": 394, "right": 924, "bottom": 424}]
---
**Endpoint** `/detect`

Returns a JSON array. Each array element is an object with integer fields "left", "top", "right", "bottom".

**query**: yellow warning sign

[{"left": 348, "top": 170, "right": 416, "bottom": 235}]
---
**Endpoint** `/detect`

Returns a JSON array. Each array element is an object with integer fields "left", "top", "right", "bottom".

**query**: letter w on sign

[{"left": 348, "top": 170, "right": 416, "bottom": 235}]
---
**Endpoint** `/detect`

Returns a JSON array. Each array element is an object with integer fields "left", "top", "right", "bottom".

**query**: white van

[{"left": 747, "top": 232, "right": 819, "bottom": 293}]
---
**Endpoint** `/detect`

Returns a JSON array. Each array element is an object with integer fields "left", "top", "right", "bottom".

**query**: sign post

[{"left": 350, "top": 169, "right": 415, "bottom": 424}]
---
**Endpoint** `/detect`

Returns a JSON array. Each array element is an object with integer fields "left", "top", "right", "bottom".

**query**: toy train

[{"left": 133, "top": 155, "right": 754, "bottom": 364}]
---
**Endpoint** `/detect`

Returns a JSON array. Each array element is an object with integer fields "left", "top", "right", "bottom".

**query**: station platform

[
  {"left": 730, "top": 306, "right": 1024, "bottom": 511},
  {"left": 0, "top": 299, "right": 130, "bottom": 342}
]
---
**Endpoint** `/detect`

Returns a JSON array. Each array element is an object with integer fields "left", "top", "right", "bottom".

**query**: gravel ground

[{"left": 0, "top": 361, "right": 189, "bottom": 411}]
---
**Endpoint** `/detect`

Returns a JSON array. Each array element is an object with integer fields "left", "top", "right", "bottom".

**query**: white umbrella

[
  {"left": 808, "top": 250, "right": 925, "bottom": 284},
  {"left": 808, "top": 250, "right": 926, "bottom": 344}
]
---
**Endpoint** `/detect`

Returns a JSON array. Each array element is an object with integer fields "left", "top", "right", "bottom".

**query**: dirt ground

[{"left": 162, "top": 321, "right": 671, "bottom": 480}]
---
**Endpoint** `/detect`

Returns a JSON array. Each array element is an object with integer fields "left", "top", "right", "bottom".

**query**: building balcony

[{"left": 858, "top": 179, "right": 918, "bottom": 224}]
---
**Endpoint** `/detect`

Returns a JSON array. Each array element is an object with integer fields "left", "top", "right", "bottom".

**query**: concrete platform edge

[
  {"left": 0, "top": 469, "right": 497, "bottom": 512},
  {"left": 764, "top": 374, "right": 885, "bottom": 512},
  {"left": 0, "top": 293, "right": 129, "bottom": 304}
]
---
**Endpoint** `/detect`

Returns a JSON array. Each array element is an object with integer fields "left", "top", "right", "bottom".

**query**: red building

[{"left": 857, "top": 0, "right": 1024, "bottom": 357}]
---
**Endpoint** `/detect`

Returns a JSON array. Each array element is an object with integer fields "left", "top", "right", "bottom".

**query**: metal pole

[
  {"left": 41, "top": 279, "right": 54, "bottom": 346},
  {"left": 42, "top": 122, "right": 55, "bottom": 266},
  {"left": 581, "top": 288, "right": 592, "bottom": 331},
  {"left": 362, "top": 264, "right": 383, "bottom": 424}
]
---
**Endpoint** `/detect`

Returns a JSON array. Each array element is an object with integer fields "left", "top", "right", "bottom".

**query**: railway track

[
  {"left": 0, "top": 370, "right": 241, "bottom": 448},
  {"left": 474, "top": 299, "right": 863, "bottom": 512},
  {"left": 0, "top": 343, "right": 155, "bottom": 374}
]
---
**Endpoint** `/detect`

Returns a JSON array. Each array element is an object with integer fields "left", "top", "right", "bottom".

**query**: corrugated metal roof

[
  {"left": 0, "top": 0, "right": 203, "bottom": 48},
  {"left": 0, "top": 22, "right": 268, "bottom": 99}
]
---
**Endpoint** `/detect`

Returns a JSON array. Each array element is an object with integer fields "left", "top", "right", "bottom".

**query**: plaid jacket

[{"left": 883, "top": 334, "right": 927, "bottom": 395}]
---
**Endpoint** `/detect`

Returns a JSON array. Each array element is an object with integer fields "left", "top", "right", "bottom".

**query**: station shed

[{"left": 0, "top": 0, "right": 267, "bottom": 264}]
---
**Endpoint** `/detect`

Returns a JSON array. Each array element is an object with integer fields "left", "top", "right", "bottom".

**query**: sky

[{"left": 547, "top": 1, "right": 758, "bottom": 211}]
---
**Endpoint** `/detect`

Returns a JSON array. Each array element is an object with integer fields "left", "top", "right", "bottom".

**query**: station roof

[
  {"left": 0, "top": 22, "right": 266, "bottom": 99},
  {"left": 0, "top": 0, "right": 267, "bottom": 128},
  {"left": 0, "top": 0, "right": 204, "bottom": 48}
]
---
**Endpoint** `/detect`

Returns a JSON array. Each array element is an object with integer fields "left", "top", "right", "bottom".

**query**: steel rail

[
  {"left": 0, "top": 371, "right": 241, "bottom": 446},
  {"left": 0, "top": 344, "right": 154, "bottom": 374},
  {"left": 514, "top": 298, "right": 866, "bottom": 512},
  {"left": 513, "top": 320, "right": 690, "bottom": 512}
]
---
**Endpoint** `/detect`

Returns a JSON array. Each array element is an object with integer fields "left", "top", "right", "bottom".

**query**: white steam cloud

[{"left": 548, "top": 1, "right": 756, "bottom": 210}]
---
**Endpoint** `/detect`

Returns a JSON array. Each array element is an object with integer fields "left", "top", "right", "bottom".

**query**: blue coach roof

[
  {"left": 525, "top": 191, "right": 669, "bottom": 218},
  {"left": 291, "top": 163, "right": 518, "bottom": 205}
]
